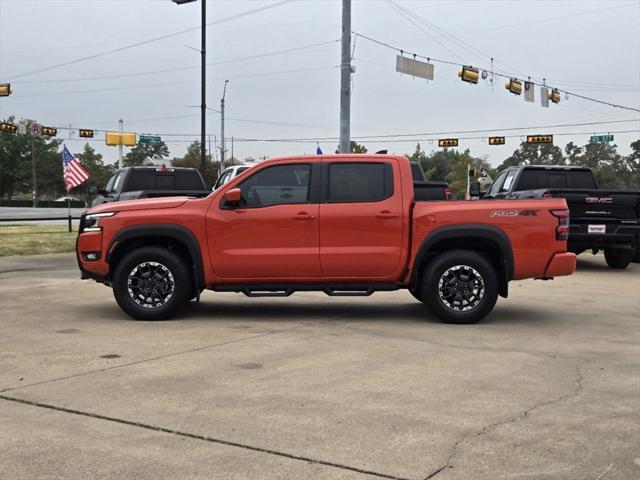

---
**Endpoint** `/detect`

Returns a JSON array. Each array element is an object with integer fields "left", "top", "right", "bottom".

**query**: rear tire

[
  {"left": 113, "top": 246, "right": 191, "bottom": 320},
  {"left": 604, "top": 248, "right": 632, "bottom": 269},
  {"left": 421, "top": 250, "right": 498, "bottom": 324}
]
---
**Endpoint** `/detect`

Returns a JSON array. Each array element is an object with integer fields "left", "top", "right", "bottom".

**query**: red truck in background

[{"left": 77, "top": 154, "right": 576, "bottom": 324}]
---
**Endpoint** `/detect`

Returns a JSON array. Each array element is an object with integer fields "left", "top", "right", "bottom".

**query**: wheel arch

[
  {"left": 410, "top": 224, "right": 513, "bottom": 298},
  {"left": 106, "top": 224, "right": 204, "bottom": 291}
]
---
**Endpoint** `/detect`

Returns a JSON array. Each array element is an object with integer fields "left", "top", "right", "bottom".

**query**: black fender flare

[
  {"left": 410, "top": 224, "right": 514, "bottom": 297},
  {"left": 106, "top": 224, "right": 204, "bottom": 290}
]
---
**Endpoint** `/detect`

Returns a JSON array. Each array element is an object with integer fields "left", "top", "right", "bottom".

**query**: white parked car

[{"left": 213, "top": 165, "right": 252, "bottom": 190}]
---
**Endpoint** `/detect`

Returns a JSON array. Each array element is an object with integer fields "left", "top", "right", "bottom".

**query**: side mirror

[
  {"left": 224, "top": 188, "right": 242, "bottom": 206},
  {"left": 469, "top": 181, "right": 480, "bottom": 198}
]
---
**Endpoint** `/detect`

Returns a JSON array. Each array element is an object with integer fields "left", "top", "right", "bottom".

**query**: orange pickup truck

[{"left": 77, "top": 154, "right": 576, "bottom": 324}]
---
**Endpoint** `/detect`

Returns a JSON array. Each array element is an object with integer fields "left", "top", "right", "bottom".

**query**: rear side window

[
  {"left": 328, "top": 163, "right": 393, "bottom": 203},
  {"left": 175, "top": 170, "right": 203, "bottom": 190},
  {"left": 239, "top": 164, "right": 311, "bottom": 208}
]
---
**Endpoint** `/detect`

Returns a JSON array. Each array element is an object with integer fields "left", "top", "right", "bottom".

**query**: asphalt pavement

[
  {"left": 0, "top": 253, "right": 638, "bottom": 480},
  {"left": 0, "top": 206, "right": 87, "bottom": 226}
]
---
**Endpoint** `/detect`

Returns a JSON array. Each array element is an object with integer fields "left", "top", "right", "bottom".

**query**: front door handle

[
  {"left": 293, "top": 212, "right": 316, "bottom": 221},
  {"left": 376, "top": 210, "right": 399, "bottom": 219}
]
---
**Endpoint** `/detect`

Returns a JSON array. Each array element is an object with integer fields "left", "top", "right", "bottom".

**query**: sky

[{"left": 0, "top": 0, "right": 639, "bottom": 168}]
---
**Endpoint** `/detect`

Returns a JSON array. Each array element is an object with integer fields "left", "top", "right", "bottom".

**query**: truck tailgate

[{"left": 546, "top": 189, "right": 640, "bottom": 220}]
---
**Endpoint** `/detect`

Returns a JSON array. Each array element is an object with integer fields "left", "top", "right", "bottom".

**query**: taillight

[
  {"left": 444, "top": 187, "right": 451, "bottom": 200},
  {"left": 550, "top": 208, "right": 569, "bottom": 241}
]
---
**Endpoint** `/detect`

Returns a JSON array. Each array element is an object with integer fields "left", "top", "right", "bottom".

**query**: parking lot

[{"left": 1, "top": 253, "right": 638, "bottom": 480}]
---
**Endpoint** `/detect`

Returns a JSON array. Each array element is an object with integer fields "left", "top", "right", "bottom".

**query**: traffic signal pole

[
  {"left": 118, "top": 119, "right": 123, "bottom": 169},
  {"left": 339, "top": 0, "right": 351, "bottom": 154},
  {"left": 31, "top": 136, "right": 37, "bottom": 208}
]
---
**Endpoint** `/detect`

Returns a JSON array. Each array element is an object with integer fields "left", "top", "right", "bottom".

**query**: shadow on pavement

[{"left": 88, "top": 295, "right": 549, "bottom": 327}]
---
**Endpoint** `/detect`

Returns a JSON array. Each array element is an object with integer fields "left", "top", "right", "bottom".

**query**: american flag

[{"left": 62, "top": 145, "right": 89, "bottom": 192}]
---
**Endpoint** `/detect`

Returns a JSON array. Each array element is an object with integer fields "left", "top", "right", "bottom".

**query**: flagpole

[{"left": 63, "top": 144, "right": 72, "bottom": 232}]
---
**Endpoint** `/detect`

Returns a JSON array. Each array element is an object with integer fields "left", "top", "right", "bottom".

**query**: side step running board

[{"left": 214, "top": 284, "right": 399, "bottom": 297}]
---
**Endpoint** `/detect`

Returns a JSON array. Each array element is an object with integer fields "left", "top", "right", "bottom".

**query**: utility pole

[
  {"left": 339, "top": 0, "right": 352, "bottom": 154},
  {"left": 172, "top": 0, "right": 207, "bottom": 175},
  {"left": 118, "top": 118, "right": 124, "bottom": 169},
  {"left": 200, "top": 0, "right": 207, "bottom": 175},
  {"left": 220, "top": 80, "right": 228, "bottom": 169}
]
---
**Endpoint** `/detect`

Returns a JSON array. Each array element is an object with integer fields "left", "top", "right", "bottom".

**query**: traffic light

[
  {"left": 79, "top": 129, "right": 94, "bottom": 138},
  {"left": 505, "top": 78, "right": 522, "bottom": 95},
  {"left": 0, "top": 83, "right": 11, "bottom": 97},
  {"left": 42, "top": 126, "right": 57, "bottom": 137},
  {"left": 438, "top": 138, "right": 459, "bottom": 147},
  {"left": 549, "top": 88, "right": 561, "bottom": 104},
  {"left": 0, "top": 122, "right": 17, "bottom": 134},
  {"left": 458, "top": 66, "right": 479, "bottom": 84},
  {"left": 526, "top": 135, "right": 553, "bottom": 144},
  {"left": 488, "top": 136, "right": 506, "bottom": 145}
]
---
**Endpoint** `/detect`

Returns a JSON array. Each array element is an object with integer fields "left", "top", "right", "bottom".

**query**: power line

[
  {"left": 98, "top": 118, "right": 633, "bottom": 142},
  {"left": 461, "top": 2, "right": 638, "bottom": 35},
  {"left": 5, "top": 0, "right": 294, "bottom": 81},
  {"left": 353, "top": 31, "right": 640, "bottom": 113},
  {"left": 12, "top": 65, "right": 339, "bottom": 98},
  {"left": 15, "top": 40, "right": 339, "bottom": 85}
]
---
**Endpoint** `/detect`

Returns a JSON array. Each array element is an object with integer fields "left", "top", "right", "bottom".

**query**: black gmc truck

[
  {"left": 89, "top": 167, "right": 211, "bottom": 207},
  {"left": 474, "top": 165, "right": 640, "bottom": 269}
]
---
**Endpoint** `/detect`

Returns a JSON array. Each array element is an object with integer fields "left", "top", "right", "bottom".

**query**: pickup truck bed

[
  {"left": 77, "top": 154, "right": 575, "bottom": 324},
  {"left": 481, "top": 165, "right": 640, "bottom": 268}
]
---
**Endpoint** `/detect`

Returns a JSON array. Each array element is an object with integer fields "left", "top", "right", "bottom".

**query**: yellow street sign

[{"left": 106, "top": 131, "right": 136, "bottom": 146}]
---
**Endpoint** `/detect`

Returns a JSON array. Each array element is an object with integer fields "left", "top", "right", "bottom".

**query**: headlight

[{"left": 82, "top": 212, "right": 116, "bottom": 232}]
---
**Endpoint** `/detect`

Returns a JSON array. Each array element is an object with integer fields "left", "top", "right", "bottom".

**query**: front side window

[
  {"left": 238, "top": 164, "right": 311, "bottom": 208},
  {"left": 488, "top": 170, "right": 507, "bottom": 196},
  {"left": 328, "top": 163, "right": 392, "bottom": 203},
  {"left": 500, "top": 170, "right": 518, "bottom": 193},
  {"left": 105, "top": 172, "right": 125, "bottom": 193}
]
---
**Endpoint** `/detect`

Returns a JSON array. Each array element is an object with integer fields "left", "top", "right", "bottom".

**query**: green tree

[
  {"left": 405, "top": 143, "right": 457, "bottom": 181},
  {"left": 498, "top": 142, "right": 565, "bottom": 170},
  {"left": 444, "top": 149, "right": 493, "bottom": 199},
  {"left": 124, "top": 141, "right": 170, "bottom": 167},
  {"left": 0, "top": 117, "right": 64, "bottom": 201},
  {"left": 623, "top": 139, "right": 640, "bottom": 188},
  {"left": 171, "top": 140, "right": 219, "bottom": 188},
  {"left": 333, "top": 141, "right": 367, "bottom": 154},
  {"left": 566, "top": 141, "right": 625, "bottom": 188}
]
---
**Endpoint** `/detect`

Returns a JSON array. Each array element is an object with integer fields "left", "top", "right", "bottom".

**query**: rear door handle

[
  {"left": 293, "top": 212, "right": 315, "bottom": 221},
  {"left": 376, "top": 210, "right": 399, "bottom": 219}
]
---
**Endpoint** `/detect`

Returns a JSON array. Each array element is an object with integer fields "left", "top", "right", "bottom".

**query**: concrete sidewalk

[{"left": 1, "top": 254, "right": 639, "bottom": 479}]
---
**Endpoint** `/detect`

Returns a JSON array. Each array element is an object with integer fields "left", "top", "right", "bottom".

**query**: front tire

[
  {"left": 421, "top": 250, "right": 498, "bottom": 324},
  {"left": 112, "top": 246, "right": 191, "bottom": 320},
  {"left": 604, "top": 248, "right": 632, "bottom": 269}
]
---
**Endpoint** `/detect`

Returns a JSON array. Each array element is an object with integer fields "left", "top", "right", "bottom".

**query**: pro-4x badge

[{"left": 490, "top": 209, "right": 540, "bottom": 217}]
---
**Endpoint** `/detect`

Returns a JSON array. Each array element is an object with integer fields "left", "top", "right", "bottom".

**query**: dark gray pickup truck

[
  {"left": 475, "top": 165, "right": 640, "bottom": 269},
  {"left": 90, "top": 167, "right": 211, "bottom": 207}
]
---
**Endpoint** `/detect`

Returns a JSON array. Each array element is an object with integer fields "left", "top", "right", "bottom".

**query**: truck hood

[{"left": 87, "top": 197, "right": 189, "bottom": 214}]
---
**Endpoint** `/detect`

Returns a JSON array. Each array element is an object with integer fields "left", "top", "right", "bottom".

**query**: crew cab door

[
  {"left": 206, "top": 162, "right": 321, "bottom": 279},
  {"left": 319, "top": 159, "right": 405, "bottom": 279}
]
